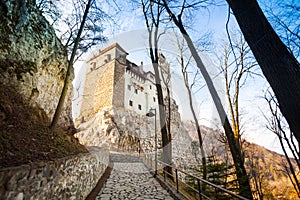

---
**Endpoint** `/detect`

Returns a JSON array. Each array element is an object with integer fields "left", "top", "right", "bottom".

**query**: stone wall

[
  {"left": 80, "top": 61, "right": 113, "bottom": 122},
  {"left": 112, "top": 61, "right": 125, "bottom": 109},
  {"left": 94, "top": 61, "right": 115, "bottom": 114},
  {"left": 0, "top": 147, "right": 109, "bottom": 200}
]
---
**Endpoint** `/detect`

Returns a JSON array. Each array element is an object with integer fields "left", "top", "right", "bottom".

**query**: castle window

[
  {"left": 128, "top": 85, "right": 131, "bottom": 91},
  {"left": 138, "top": 104, "right": 142, "bottom": 110},
  {"left": 135, "top": 89, "right": 138, "bottom": 94},
  {"left": 150, "top": 85, "right": 152, "bottom": 90},
  {"left": 153, "top": 97, "right": 156, "bottom": 102},
  {"left": 106, "top": 54, "right": 111, "bottom": 61},
  {"left": 90, "top": 62, "right": 96, "bottom": 71},
  {"left": 129, "top": 100, "right": 133, "bottom": 106}
]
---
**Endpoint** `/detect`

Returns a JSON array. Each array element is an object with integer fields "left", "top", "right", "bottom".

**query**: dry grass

[{"left": 0, "top": 83, "right": 87, "bottom": 169}]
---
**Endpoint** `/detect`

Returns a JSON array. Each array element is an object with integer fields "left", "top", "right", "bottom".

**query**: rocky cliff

[
  {"left": 0, "top": 0, "right": 73, "bottom": 126},
  {"left": 0, "top": 0, "right": 86, "bottom": 169},
  {"left": 75, "top": 104, "right": 199, "bottom": 171}
]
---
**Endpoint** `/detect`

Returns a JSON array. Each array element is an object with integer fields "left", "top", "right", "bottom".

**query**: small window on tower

[
  {"left": 153, "top": 97, "right": 156, "bottom": 102},
  {"left": 106, "top": 54, "right": 111, "bottom": 61},
  {"left": 150, "top": 85, "right": 152, "bottom": 89},
  {"left": 138, "top": 104, "right": 142, "bottom": 110},
  {"left": 129, "top": 100, "right": 133, "bottom": 106},
  {"left": 135, "top": 89, "right": 138, "bottom": 94},
  {"left": 128, "top": 85, "right": 131, "bottom": 91}
]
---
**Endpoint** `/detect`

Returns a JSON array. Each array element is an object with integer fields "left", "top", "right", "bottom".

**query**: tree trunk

[
  {"left": 142, "top": 0, "right": 172, "bottom": 176},
  {"left": 188, "top": 87, "right": 208, "bottom": 184},
  {"left": 51, "top": 0, "right": 92, "bottom": 130},
  {"left": 154, "top": 65, "right": 172, "bottom": 174},
  {"left": 162, "top": 1, "right": 252, "bottom": 198},
  {"left": 226, "top": 0, "right": 300, "bottom": 142},
  {"left": 179, "top": 53, "right": 208, "bottom": 182},
  {"left": 165, "top": 77, "right": 173, "bottom": 172}
]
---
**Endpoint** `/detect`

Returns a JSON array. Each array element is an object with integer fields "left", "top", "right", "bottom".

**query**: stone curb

[{"left": 86, "top": 163, "right": 114, "bottom": 200}]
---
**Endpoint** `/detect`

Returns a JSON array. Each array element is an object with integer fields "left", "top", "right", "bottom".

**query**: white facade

[
  {"left": 123, "top": 61, "right": 159, "bottom": 115},
  {"left": 82, "top": 43, "right": 171, "bottom": 117}
]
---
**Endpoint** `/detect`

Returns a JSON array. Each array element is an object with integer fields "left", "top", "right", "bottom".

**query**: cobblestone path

[{"left": 95, "top": 152, "right": 174, "bottom": 200}]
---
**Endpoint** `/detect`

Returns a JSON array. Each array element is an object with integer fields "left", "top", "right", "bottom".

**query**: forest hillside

[{"left": 183, "top": 120, "right": 298, "bottom": 198}]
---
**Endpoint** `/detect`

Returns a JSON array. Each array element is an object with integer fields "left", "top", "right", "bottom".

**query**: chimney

[{"left": 139, "top": 61, "right": 143, "bottom": 73}]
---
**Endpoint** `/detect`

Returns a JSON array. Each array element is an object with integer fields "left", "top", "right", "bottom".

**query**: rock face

[
  {"left": 75, "top": 105, "right": 199, "bottom": 171},
  {"left": 75, "top": 106, "right": 153, "bottom": 152},
  {"left": 0, "top": 0, "right": 73, "bottom": 126}
]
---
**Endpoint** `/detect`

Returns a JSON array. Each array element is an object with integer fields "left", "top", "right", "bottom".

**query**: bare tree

[
  {"left": 38, "top": 0, "right": 108, "bottom": 61},
  {"left": 159, "top": 54, "right": 172, "bottom": 161},
  {"left": 36, "top": 0, "right": 118, "bottom": 131},
  {"left": 50, "top": 0, "right": 94, "bottom": 130},
  {"left": 36, "top": 0, "right": 61, "bottom": 25},
  {"left": 141, "top": 0, "right": 172, "bottom": 175},
  {"left": 218, "top": 30, "right": 258, "bottom": 147},
  {"left": 246, "top": 144, "right": 265, "bottom": 200},
  {"left": 225, "top": 0, "right": 300, "bottom": 144},
  {"left": 159, "top": 0, "right": 252, "bottom": 197},
  {"left": 59, "top": 1, "right": 108, "bottom": 62},
  {"left": 263, "top": 0, "right": 300, "bottom": 59},
  {"left": 263, "top": 89, "right": 300, "bottom": 197},
  {"left": 175, "top": 35, "right": 208, "bottom": 182},
  {"left": 36, "top": 0, "right": 111, "bottom": 129}
]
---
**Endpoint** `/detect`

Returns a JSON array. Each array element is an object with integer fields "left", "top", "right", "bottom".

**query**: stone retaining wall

[{"left": 0, "top": 147, "right": 109, "bottom": 200}]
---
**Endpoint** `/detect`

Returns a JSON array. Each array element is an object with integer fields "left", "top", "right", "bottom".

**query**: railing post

[
  {"left": 197, "top": 179, "right": 202, "bottom": 200},
  {"left": 153, "top": 160, "right": 248, "bottom": 200},
  {"left": 215, "top": 182, "right": 218, "bottom": 198},
  {"left": 175, "top": 169, "right": 179, "bottom": 193}
]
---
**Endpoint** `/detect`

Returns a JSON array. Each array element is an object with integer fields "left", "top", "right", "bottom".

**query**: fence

[{"left": 141, "top": 154, "right": 249, "bottom": 200}]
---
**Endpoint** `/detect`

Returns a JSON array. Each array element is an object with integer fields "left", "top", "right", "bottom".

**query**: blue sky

[{"left": 73, "top": 0, "right": 299, "bottom": 155}]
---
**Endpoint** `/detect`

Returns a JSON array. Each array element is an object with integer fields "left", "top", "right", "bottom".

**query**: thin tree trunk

[
  {"left": 162, "top": 1, "right": 252, "bottom": 198},
  {"left": 161, "top": 68, "right": 173, "bottom": 170},
  {"left": 279, "top": 136, "right": 300, "bottom": 196},
  {"left": 188, "top": 87, "right": 208, "bottom": 183},
  {"left": 142, "top": 0, "right": 172, "bottom": 176},
  {"left": 226, "top": 0, "right": 300, "bottom": 142},
  {"left": 152, "top": 56, "right": 172, "bottom": 176},
  {"left": 223, "top": 53, "right": 239, "bottom": 139},
  {"left": 265, "top": 94, "right": 300, "bottom": 196},
  {"left": 51, "top": 0, "right": 93, "bottom": 130},
  {"left": 178, "top": 49, "right": 208, "bottom": 182}
]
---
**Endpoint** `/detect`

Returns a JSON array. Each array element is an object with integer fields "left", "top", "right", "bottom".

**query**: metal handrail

[{"left": 152, "top": 159, "right": 249, "bottom": 200}]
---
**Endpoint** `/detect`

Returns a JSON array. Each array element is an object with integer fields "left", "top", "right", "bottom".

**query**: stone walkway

[{"left": 95, "top": 152, "right": 174, "bottom": 200}]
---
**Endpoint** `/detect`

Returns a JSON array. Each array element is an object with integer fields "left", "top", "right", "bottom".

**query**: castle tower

[
  {"left": 79, "top": 43, "right": 127, "bottom": 121},
  {"left": 78, "top": 43, "right": 173, "bottom": 123},
  {"left": 158, "top": 52, "right": 172, "bottom": 99}
]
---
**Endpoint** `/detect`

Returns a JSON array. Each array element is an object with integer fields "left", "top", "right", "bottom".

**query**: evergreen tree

[{"left": 185, "top": 156, "right": 239, "bottom": 199}]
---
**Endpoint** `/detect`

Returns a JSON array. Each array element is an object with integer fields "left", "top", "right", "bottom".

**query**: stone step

[
  {"left": 96, "top": 159, "right": 174, "bottom": 200},
  {"left": 109, "top": 152, "right": 142, "bottom": 163}
]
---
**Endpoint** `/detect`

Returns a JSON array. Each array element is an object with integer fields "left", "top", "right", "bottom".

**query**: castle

[
  {"left": 78, "top": 43, "right": 172, "bottom": 122},
  {"left": 74, "top": 44, "right": 197, "bottom": 173}
]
